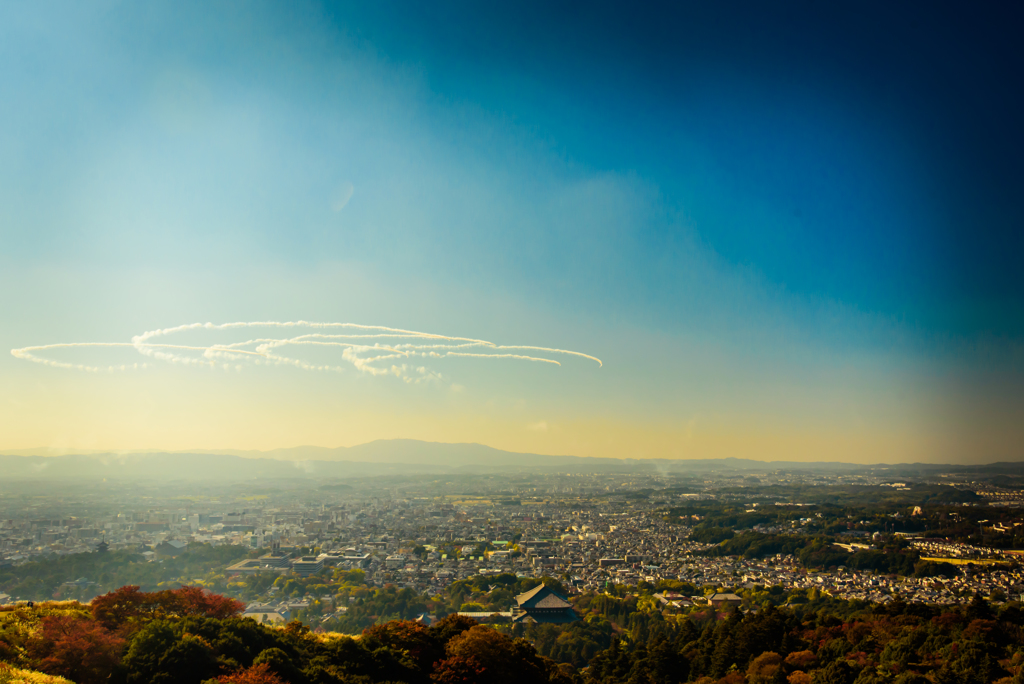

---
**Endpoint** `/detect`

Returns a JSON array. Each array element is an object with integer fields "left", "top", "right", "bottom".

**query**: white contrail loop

[
  {"left": 14, "top": 321, "right": 602, "bottom": 378},
  {"left": 443, "top": 352, "right": 561, "bottom": 365},
  {"left": 494, "top": 345, "right": 603, "bottom": 367}
]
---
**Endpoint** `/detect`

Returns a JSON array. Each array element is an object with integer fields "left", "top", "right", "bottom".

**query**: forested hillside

[{"left": 3, "top": 584, "right": 1024, "bottom": 683}]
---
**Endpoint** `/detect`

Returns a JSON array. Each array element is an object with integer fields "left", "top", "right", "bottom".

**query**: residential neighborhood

[{"left": 4, "top": 469, "right": 1023, "bottom": 621}]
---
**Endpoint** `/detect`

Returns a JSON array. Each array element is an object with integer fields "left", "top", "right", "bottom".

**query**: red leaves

[
  {"left": 90, "top": 585, "right": 148, "bottom": 630},
  {"left": 26, "top": 585, "right": 243, "bottom": 684},
  {"left": 27, "top": 614, "right": 125, "bottom": 684},
  {"left": 171, "top": 585, "right": 246, "bottom": 620},
  {"left": 91, "top": 584, "right": 244, "bottom": 630},
  {"left": 932, "top": 612, "right": 964, "bottom": 629},
  {"left": 431, "top": 654, "right": 488, "bottom": 683}
]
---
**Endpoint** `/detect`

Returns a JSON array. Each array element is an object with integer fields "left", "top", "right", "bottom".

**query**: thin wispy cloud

[{"left": 11, "top": 321, "right": 602, "bottom": 383}]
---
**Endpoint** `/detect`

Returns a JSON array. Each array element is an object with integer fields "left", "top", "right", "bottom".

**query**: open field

[{"left": 920, "top": 557, "right": 1010, "bottom": 566}]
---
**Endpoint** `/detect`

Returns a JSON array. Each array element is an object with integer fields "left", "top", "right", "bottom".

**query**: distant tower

[{"left": 96, "top": 538, "right": 109, "bottom": 553}]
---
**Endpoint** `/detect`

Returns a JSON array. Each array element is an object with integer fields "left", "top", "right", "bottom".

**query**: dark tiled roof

[
  {"left": 709, "top": 593, "right": 742, "bottom": 601},
  {"left": 533, "top": 594, "right": 572, "bottom": 609},
  {"left": 515, "top": 584, "right": 571, "bottom": 608},
  {"left": 512, "top": 606, "right": 579, "bottom": 624},
  {"left": 514, "top": 584, "right": 548, "bottom": 604},
  {"left": 512, "top": 584, "right": 578, "bottom": 623}
]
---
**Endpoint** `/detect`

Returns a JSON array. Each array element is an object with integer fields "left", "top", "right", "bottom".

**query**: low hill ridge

[{"left": 2, "top": 438, "right": 1024, "bottom": 481}]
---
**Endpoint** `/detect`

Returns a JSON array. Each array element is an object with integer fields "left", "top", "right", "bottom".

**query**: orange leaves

[
  {"left": 431, "top": 654, "right": 488, "bottom": 683},
  {"left": 215, "top": 662, "right": 288, "bottom": 684}
]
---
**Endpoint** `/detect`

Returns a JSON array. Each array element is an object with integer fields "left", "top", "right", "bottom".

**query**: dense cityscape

[
  {"left": 6, "top": 457, "right": 1024, "bottom": 682},
  {"left": 5, "top": 462, "right": 1024, "bottom": 618}
]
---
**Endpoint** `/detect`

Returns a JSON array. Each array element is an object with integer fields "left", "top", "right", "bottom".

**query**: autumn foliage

[
  {"left": 6, "top": 584, "right": 1024, "bottom": 684},
  {"left": 0, "top": 585, "right": 580, "bottom": 684},
  {"left": 430, "top": 654, "right": 487, "bottom": 683},
  {"left": 0, "top": 662, "right": 73, "bottom": 683},
  {"left": 214, "top": 662, "right": 287, "bottom": 684},
  {"left": 26, "top": 614, "right": 125, "bottom": 684},
  {"left": 362, "top": 618, "right": 443, "bottom": 673},
  {"left": 91, "top": 585, "right": 244, "bottom": 631}
]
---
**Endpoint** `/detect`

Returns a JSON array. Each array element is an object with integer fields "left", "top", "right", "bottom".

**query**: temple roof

[{"left": 514, "top": 584, "right": 573, "bottom": 610}]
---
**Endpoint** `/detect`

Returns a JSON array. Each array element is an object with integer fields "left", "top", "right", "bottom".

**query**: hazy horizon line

[{"left": 1, "top": 438, "right": 1022, "bottom": 467}]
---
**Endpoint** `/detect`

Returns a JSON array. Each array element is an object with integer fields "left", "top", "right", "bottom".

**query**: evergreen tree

[
  {"left": 675, "top": 618, "right": 697, "bottom": 648},
  {"left": 966, "top": 593, "right": 995, "bottom": 622},
  {"left": 710, "top": 635, "right": 736, "bottom": 679},
  {"left": 812, "top": 660, "right": 858, "bottom": 684}
]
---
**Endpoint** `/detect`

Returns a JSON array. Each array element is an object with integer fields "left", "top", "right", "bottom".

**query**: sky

[{"left": 1, "top": 1, "right": 1022, "bottom": 463}]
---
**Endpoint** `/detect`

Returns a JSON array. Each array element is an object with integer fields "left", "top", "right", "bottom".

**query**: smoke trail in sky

[{"left": 10, "top": 321, "right": 602, "bottom": 381}]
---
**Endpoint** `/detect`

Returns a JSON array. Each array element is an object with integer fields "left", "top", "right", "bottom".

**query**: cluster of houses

[
  {"left": 4, "top": 472, "right": 1024, "bottom": 613},
  {"left": 215, "top": 498, "right": 1024, "bottom": 616}
]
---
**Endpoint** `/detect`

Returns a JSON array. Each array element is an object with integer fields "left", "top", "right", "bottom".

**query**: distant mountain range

[{"left": 1, "top": 439, "right": 1022, "bottom": 481}]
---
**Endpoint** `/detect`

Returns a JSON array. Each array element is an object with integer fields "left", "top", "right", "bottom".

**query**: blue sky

[{"left": 1, "top": 1, "right": 1021, "bottom": 462}]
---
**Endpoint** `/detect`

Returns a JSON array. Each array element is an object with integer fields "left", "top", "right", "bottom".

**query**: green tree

[{"left": 252, "top": 647, "right": 304, "bottom": 684}]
